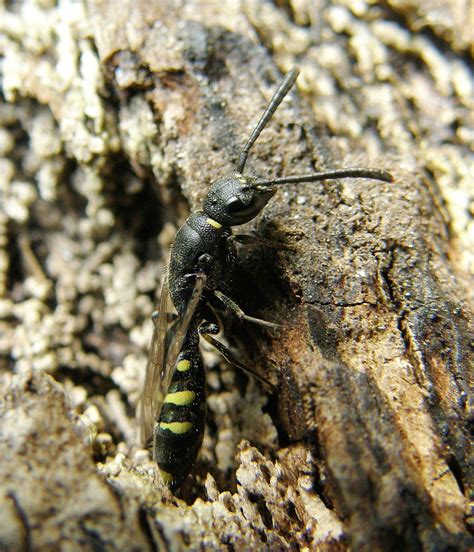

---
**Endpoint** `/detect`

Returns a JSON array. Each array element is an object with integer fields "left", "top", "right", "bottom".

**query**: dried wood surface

[{"left": 0, "top": 0, "right": 472, "bottom": 550}]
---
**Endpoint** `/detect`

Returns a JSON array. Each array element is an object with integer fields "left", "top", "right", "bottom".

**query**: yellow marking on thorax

[
  {"left": 177, "top": 359, "right": 191, "bottom": 372},
  {"left": 206, "top": 217, "right": 222, "bottom": 229},
  {"left": 159, "top": 421, "right": 193, "bottom": 434},
  {"left": 164, "top": 390, "right": 195, "bottom": 406},
  {"left": 159, "top": 469, "right": 174, "bottom": 484}
]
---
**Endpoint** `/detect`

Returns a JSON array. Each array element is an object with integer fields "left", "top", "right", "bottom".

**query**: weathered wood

[
  {"left": 0, "top": 0, "right": 472, "bottom": 550},
  {"left": 0, "top": 373, "right": 151, "bottom": 551}
]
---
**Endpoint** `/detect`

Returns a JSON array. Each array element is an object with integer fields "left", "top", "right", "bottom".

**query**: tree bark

[{"left": 0, "top": 0, "right": 472, "bottom": 550}]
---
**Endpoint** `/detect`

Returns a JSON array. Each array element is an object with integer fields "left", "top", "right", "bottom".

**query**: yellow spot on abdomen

[
  {"left": 206, "top": 217, "right": 222, "bottom": 229},
  {"left": 164, "top": 390, "right": 196, "bottom": 406},
  {"left": 159, "top": 421, "right": 193, "bottom": 434},
  {"left": 177, "top": 359, "right": 191, "bottom": 372},
  {"left": 159, "top": 469, "right": 174, "bottom": 484}
]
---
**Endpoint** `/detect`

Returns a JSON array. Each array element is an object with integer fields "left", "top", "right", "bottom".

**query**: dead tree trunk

[{"left": 0, "top": 0, "right": 472, "bottom": 550}]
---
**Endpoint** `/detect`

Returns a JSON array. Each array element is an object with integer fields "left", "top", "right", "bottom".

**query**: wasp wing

[
  {"left": 138, "top": 269, "right": 207, "bottom": 447},
  {"left": 162, "top": 272, "right": 206, "bottom": 388},
  {"left": 137, "top": 272, "right": 173, "bottom": 446}
]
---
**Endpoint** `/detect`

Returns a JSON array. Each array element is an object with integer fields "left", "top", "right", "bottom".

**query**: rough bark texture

[{"left": 0, "top": 0, "right": 472, "bottom": 550}]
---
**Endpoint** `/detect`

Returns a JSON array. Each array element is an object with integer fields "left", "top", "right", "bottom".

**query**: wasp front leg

[
  {"left": 229, "top": 233, "right": 290, "bottom": 249},
  {"left": 213, "top": 289, "right": 280, "bottom": 329}
]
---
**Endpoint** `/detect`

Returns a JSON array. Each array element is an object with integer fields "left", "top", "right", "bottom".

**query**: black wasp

[{"left": 138, "top": 67, "right": 393, "bottom": 490}]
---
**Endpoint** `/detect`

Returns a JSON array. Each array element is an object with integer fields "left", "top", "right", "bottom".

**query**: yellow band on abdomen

[
  {"left": 164, "top": 390, "right": 196, "bottom": 406},
  {"left": 176, "top": 359, "right": 191, "bottom": 372},
  {"left": 159, "top": 421, "right": 193, "bottom": 434}
]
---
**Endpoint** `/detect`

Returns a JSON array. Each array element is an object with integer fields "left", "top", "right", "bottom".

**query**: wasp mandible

[{"left": 138, "top": 67, "right": 393, "bottom": 490}]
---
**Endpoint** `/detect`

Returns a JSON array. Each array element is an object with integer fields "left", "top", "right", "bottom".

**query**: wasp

[{"left": 138, "top": 67, "right": 393, "bottom": 490}]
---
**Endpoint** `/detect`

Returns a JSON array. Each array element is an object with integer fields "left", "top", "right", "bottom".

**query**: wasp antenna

[
  {"left": 237, "top": 67, "right": 300, "bottom": 175},
  {"left": 255, "top": 168, "right": 394, "bottom": 187}
]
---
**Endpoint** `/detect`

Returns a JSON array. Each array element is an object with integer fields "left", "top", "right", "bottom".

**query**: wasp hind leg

[{"left": 198, "top": 320, "right": 275, "bottom": 390}]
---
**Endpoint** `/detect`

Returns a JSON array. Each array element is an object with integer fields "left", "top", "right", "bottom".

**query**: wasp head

[{"left": 203, "top": 173, "right": 275, "bottom": 226}]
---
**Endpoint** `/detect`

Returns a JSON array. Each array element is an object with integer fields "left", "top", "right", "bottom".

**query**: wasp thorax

[{"left": 203, "top": 173, "right": 276, "bottom": 226}]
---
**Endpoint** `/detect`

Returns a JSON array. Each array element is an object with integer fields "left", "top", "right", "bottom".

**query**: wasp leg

[
  {"left": 213, "top": 290, "right": 280, "bottom": 329},
  {"left": 228, "top": 234, "right": 292, "bottom": 249},
  {"left": 198, "top": 320, "right": 220, "bottom": 336},
  {"left": 198, "top": 321, "right": 275, "bottom": 390},
  {"left": 200, "top": 303, "right": 224, "bottom": 331}
]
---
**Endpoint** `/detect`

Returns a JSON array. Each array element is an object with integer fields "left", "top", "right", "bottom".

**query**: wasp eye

[{"left": 227, "top": 197, "right": 243, "bottom": 212}]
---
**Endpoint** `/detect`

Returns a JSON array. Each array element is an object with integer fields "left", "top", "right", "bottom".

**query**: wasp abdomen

[{"left": 153, "top": 335, "right": 206, "bottom": 489}]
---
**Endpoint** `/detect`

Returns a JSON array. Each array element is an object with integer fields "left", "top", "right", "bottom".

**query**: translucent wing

[
  {"left": 137, "top": 268, "right": 207, "bottom": 446},
  {"left": 137, "top": 272, "right": 172, "bottom": 446}
]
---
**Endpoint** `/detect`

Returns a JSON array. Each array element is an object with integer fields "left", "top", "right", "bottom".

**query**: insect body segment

[
  {"left": 138, "top": 67, "right": 393, "bottom": 491},
  {"left": 169, "top": 212, "right": 229, "bottom": 315}
]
